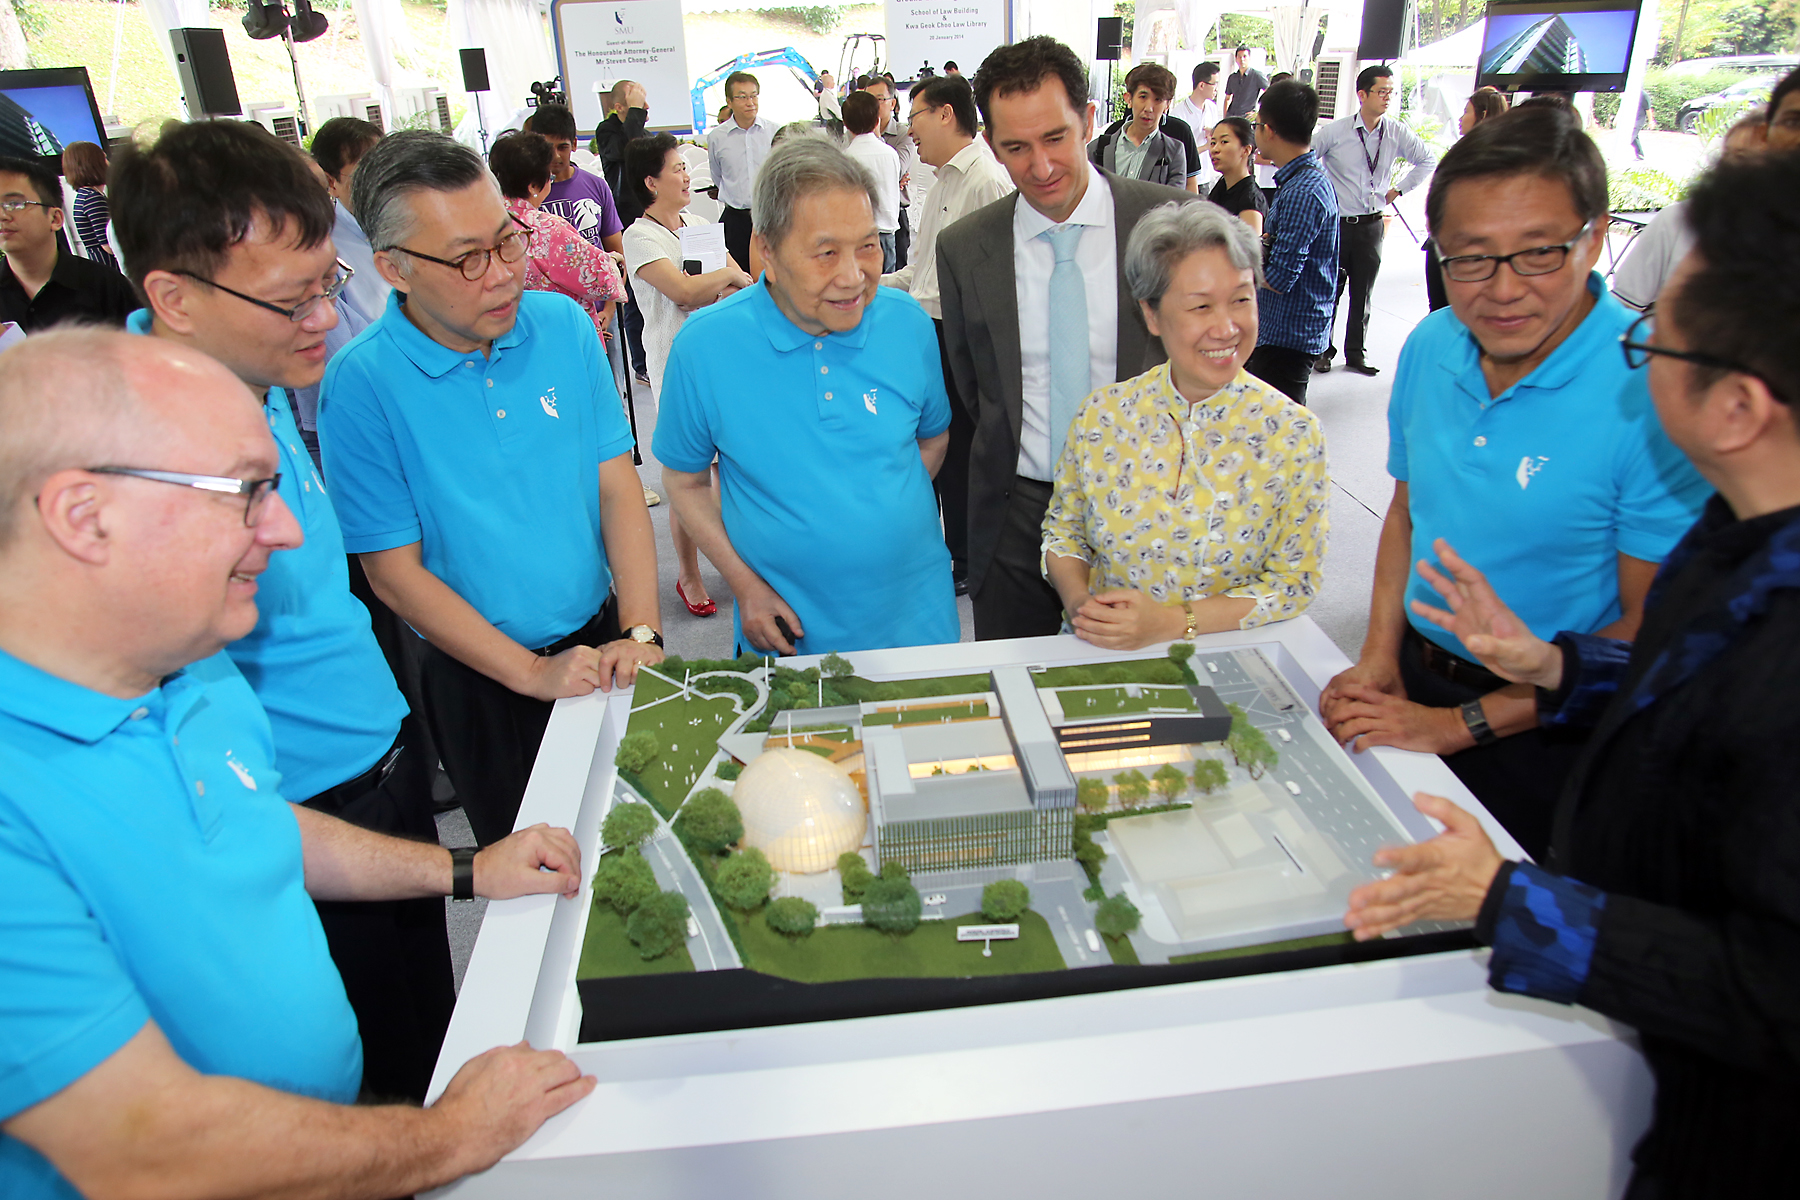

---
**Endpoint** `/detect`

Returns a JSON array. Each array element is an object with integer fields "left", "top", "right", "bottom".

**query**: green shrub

[
  {"left": 1095, "top": 892, "right": 1142, "bottom": 941},
  {"left": 615, "top": 731, "right": 660, "bottom": 774},
  {"left": 626, "top": 890, "right": 690, "bottom": 960},
  {"left": 591, "top": 849, "right": 658, "bottom": 915},
  {"left": 714, "top": 847, "right": 776, "bottom": 911},
  {"left": 1077, "top": 777, "right": 1110, "bottom": 812},
  {"left": 1643, "top": 68, "right": 1744, "bottom": 132},
  {"left": 981, "top": 879, "right": 1031, "bottom": 922},
  {"left": 838, "top": 852, "right": 875, "bottom": 903},
  {"left": 673, "top": 788, "right": 743, "bottom": 853},
  {"left": 1082, "top": 882, "right": 1106, "bottom": 903},
  {"left": 766, "top": 896, "right": 820, "bottom": 937},
  {"left": 714, "top": 761, "right": 742, "bottom": 780},
  {"left": 862, "top": 875, "right": 923, "bottom": 934},
  {"left": 600, "top": 800, "right": 657, "bottom": 849}
]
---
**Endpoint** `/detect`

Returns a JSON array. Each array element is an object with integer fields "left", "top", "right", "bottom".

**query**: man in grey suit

[{"left": 939, "top": 36, "right": 1197, "bottom": 640}]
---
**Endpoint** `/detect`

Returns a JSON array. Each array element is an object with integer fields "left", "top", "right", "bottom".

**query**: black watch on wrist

[
  {"left": 450, "top": 846, "right": 477, "bottom": 901},
  {"left": 1460, "top": 699, "right": 1499, "bottom": 747}
]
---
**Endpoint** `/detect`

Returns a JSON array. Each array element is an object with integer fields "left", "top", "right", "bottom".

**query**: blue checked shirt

[{"left": 1256, "top": 150, "right": 1339, "bottom": 356}]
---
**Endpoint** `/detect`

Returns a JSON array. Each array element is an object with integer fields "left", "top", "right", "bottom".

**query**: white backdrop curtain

[
  {"left": 1269, "top": 1, "right": 1326, "bottom": 75},
  {"left": 447, "top": 0, "right": 555, "bottom": 144},
  {"left": 351, "top": 0, "right": 429, "bottom": 117},
  {"left": 137, "top": 0, "right": 213, "bottom": 116}
]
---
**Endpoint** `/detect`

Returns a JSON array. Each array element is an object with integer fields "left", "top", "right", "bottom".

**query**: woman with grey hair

[{"left": 1040, "top": 200, "right": 1329, "bottom": 649}]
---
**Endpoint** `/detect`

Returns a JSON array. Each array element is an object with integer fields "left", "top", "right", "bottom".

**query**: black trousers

[
  {"left": 419, "top": 601, "right": 620, "bottom": 847},
  {"left": 932, "top": 319, "right": 974, "bottom": 582},
  {"left": 721, "top": 206, "right": 753, "bottom": 277},
  {"left": 894, "top": 204, "right": 911, "bottom": 272},
  {"left": 1398, "top": 628, "right": 1587, "bottom": 861},
  {"left": 302, "top": 742, "right": 455, "bottom": 1104},
  {"left": 1424, "top": 241, "right": 1450, "bottom": 312},
  {"left": 1245, "top": 343, "right": 1315, "bottom": 406},
  {"left": 1327, "top": 214, "right": 1386, "bottom": 365},
  {"left": 972, "top": 476, "right": 1064, "bottom": 640}
]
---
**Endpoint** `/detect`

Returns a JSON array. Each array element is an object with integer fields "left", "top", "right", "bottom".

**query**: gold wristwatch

[
  {"left": 1181, "top": 600, "right": 1198, "bottom": 641},
  {"left": 627, "top": 624, "right": 664, "bottom": 648}
]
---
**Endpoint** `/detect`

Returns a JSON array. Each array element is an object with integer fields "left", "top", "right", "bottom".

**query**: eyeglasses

[
  {"left": 175, "top": 259, "right": 355, "bottom": 323},
  {"left": 1434, "top": 220, "right": 1594, "bottom": 283},
  {"left": 1620, "top": 312, "right": 1789, "bottom": 403},
  {"left": 90, "top": 467, "right": 282, "bottom": 525},
  {"left": 0, "top": 198, "right": 54, "bottom": 214},
  {"left": 394, "top": 225, "right": 533, "bottom": 282}
]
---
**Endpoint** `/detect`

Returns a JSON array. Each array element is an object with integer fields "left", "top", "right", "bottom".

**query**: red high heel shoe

[{"left": 677, "top": 580, "right": 717, "bottom": 617}]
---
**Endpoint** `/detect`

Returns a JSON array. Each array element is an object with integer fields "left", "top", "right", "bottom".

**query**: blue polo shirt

[
  {"left": 0, "top": 649, "right": 360, "bottom": 1199},
  {"left": 125, "top": 311, "right": 407, "bottom": 800},
  {"left": 655, "top": 282, "right": 957, "bottom": 654},
  {"left": 320, "top": 290, "right": 635, "bottom": 649},
  {"left": 1390, "top": 274, "right": 1711, "bottom": 656}
]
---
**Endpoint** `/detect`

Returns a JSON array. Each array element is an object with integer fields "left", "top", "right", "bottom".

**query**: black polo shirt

[{"left": 0, "top": 247, "right": 139, "bottom": 332}]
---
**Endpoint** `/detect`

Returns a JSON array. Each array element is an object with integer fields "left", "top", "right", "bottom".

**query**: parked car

[
  {"left": 1678, "top": 74, "right": 1776, "bottom": 133},
  {"left": 923, "top": 893, "right": 947, "bottom": 906}
]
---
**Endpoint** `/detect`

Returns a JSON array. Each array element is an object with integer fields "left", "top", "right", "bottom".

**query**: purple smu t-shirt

[{"left": 542, "top": 167, "right": 624, "bottom": 249}]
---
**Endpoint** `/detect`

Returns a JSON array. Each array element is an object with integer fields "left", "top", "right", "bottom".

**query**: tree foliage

[
  {"left": 591, "top": 849, "right": 658, "bottom": 915},
  {"left": 819, "top": 652, "right": 855, "bottom": 678},
  {"left": 714, "top": 761, "right": 742, "bottom": 780},
  {"left": 838, "top": 851, "right": 875, "bottom": 903},
  {"left": 673, "top": 787, "right": 743, "bottom": 853},
  {"left": 1151, "top": 763, "right": 1187, "bottom": 803},
  {"left": 1095, "top": 892, "right": 1142, "bottom": 940},
  {"left": 981, "top": 878, "right": 1031, "bottom": 922},
  {"left": 614, "top": 730, "right": 660, "bottom": 774},
  {"left": 1225, "top": 704, "right": 1280, "bottom": 778},
  {"left": 625, "top": 890, "right": 690, "bottom": 960},
  {"left": 1167, "top": 642, "right": 1195, "bottom": 665},
  {"left": 880, "top": 859, "right": 909, "bottom": 881},
  {"left": 861, "top": 875, "right": 923, "bottom": 934},
  {"left": 601, "top": 800, "right": 657, "bottom": 849},
  {"left": 1112, "top": 768, "right": 1150, "bottom": 807},
  {"left": 1077, "top": 777, "right": 1111, "bottom": 812},
  {"left": 1192, "top": 757, "right": 1230, "bottom": 795},
  {"left": 766, "top": 896, "right": 820, "bottom": 937},
  {"left": 714, "top": 847, "right": 776, "bottom": 911}
]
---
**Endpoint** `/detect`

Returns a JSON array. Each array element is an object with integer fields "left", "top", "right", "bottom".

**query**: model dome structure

[{"left": 734, "top": 748, "right": 867, "bottom": 874}]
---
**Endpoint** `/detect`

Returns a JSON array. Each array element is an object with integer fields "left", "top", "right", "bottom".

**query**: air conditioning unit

[
  {"left": 315, "top": 92, "right": 376, "bottom": 123},
  {"left": 243, "top": 100, "right": 302, "bottom": 146},
  {"left": 1314, "top": 54, "right": 1357, "bottom": 123},
  {"left": 394, "top": 86, "right": 454, "bottom": 133},
  {"left": 360, "top": 98, "right": 387, "bottom": 133}
]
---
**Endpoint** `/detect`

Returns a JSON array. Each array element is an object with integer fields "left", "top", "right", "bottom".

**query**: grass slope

[
  {"left": 627, "top": 676, "right": 739, "bottom": 816},
  {"left": 577, "top": 901, "right": 696, "bottom": 978},
  {"left": 734, "top": 910, "right": 1067, "bottom": 983}
]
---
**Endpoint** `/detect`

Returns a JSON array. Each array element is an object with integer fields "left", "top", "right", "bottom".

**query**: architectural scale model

[{"left": 579, "top": 643, "right": 1433, "bottom": 988}]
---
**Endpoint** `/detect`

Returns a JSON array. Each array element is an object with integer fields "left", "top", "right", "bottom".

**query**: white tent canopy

[{"left": 1133, "top": 0, "right": 1355, "bottom": 78}]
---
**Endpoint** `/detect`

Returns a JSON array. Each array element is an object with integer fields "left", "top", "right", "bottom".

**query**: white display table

[{"left": 426, "top": 619, "right": 1652, "bottom": 1199}]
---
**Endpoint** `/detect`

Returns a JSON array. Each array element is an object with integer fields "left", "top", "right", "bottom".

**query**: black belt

[
  {"left": 301, "top": 736, "right": 403, "bottom": 810},
  {"left": 532, "top": 598, "right": 617, "bottom": 657},
  {"left": 1342, "top": 212, "right": 1384, "bottom": 224},
  {"left": 1410, "top": 627, "right": 1509, "bottom": 692}
]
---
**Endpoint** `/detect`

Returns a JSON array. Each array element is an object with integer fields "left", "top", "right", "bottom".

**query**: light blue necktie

[{"left": 1042, "top": 222, "right": 1090, "bottom": 467}]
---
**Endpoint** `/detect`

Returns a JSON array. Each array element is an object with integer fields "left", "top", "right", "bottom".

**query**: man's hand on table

[
  {"left": 1344, "top": 793, "right": 1506, "bottom": 940},
  {"left": 519, "top": 645, "right": 604, "bottom": 701},
  {"left": 1323, "top": 684, "right": 1472, "bottom": 754},
  {"left": 474, "top": 823, "right": 583, "bottom": 900},
  {"left": 1320, "top": 655, "right": 1405, "bottom": 731},
  {"left": 433, "top": 1041, "right": 597, "bottom": 1174}
]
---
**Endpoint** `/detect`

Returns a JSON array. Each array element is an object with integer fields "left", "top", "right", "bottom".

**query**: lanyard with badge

[{"left": 1356, "top": 121, "right": 1386, "bottom": 208}]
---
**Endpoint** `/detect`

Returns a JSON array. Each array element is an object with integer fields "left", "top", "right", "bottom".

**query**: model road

[{"left": 615, "top": 784, "right": 743, "bottom": 972}]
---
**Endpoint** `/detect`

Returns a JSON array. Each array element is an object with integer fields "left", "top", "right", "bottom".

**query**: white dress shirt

[
  {"left": 1170, "top": 94, "right": 1222, "bottom": 186},
  {"left": 1013, "top": 163, "right": 1118, "bottom": 481},
  {"left": 705, "top": 116, "right": 774, "bottom": 210},
  {"left": 1313, "top": 112, "right": 1437, "bottom": 217},
  {"left": 845, "top": 132, "right": 902, "bottom": 233},
  {"left": 882, "top": 137, "right": 1015, "bottom": 319},
  {"left": 332, "top": 199, "right": 390, "bottom": 326}
]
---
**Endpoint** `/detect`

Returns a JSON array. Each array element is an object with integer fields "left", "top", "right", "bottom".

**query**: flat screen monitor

[
  {"left": 1476, "top": 0, "right": 1643, "bottom": 94},
  {"left": 0, "top": 66, "right": 109, "bottom": 165}
]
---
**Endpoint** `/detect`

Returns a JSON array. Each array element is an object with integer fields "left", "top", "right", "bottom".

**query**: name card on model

[{"left": 958, "top": 924, "right": 1020, "bottom": 941}]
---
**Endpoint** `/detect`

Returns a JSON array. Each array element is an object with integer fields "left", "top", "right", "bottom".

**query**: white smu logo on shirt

[
  {"left": 540, "top": 387, "right": 560, "bottom": 419},
  {"left": 1516, "top": 455, "right": 1549, "bottom": 489},
  {"left": 863, "top": 389, "right": 879, "bottom": 415},
  {"left": 225, "top": 752, "right": 258, "bottom": 791}
]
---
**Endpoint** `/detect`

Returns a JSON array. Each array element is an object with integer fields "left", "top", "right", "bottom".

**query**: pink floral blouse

[{"left": 505, "top": 198, "right": 627, "bottom": 339}]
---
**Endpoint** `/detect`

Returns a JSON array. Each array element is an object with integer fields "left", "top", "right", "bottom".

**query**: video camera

[{"left": 528, "top": 77, "right": 567, "bottom": 108}]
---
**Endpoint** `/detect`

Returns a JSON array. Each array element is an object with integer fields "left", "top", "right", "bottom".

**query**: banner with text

[
  {"left": 553, "top": 0, "right": 692, "bottom": 133},
  {"left": 884, "top": 0, "right": 1008, "bottom": 81}
]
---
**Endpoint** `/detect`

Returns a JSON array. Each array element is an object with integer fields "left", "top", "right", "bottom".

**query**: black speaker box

[
  {"left": 1096, "top": 16, "right": 1124, "bottom": 61},
  {"left": 171, "top": 27, "right": 241, "bottom": 118},
  {"left": 1358, "top": 0, "right": 1407, "bottom": 60},
  {"left": 460, "top": 47, "right": 491, "bottom": 94}
]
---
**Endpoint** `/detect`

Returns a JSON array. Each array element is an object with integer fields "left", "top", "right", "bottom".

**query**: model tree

[
  {"left": 673, "top": 787, "right": 743, "bottom": 853},
  {"left": 766, "top": 896, "right": 820, "bottom": 937},
  {"left": 626, "top": 890, "right": 691, "bottom": 960},
  {"left": 981, "top": 879, "right": 1031, "bottom": 922},
  {"left": 1076, "top": 777, "right": 1110, "bottom": 812},
  {"left": 714, "top": 847, "right": 776, "bottom": 911},
  {"left": 1192, "top": 758, "right": 1229, "bottom": 796},
  {"left": 1112, "top": 768, "right": 1150, "bottom": 808},
  {"left": 1167, "top": 642, "right": 1195, "bottom": 666},
  {"left": 1151, "top": 763, "right": 1187, "bottom": 804},
  {"left": 615, "top": 731, "right": 660, "bottom": 774},
  {"left": 591, "top": 849, "right": 658, "bottom": 915},
  {"left": 820, "top": 652, "right": 855, "bottom": 678},
  {"left": 862, "top": 875, "right": 923, "bottom": 934},
  {"left": 838, "top": 851, "right": 875, "bottom": 903},
  {"left": 1094, "top": 892, "right": 1141, "bottom": 941},
  {"left": 601, "top": 800, "right": 658, "bottom": 850},
  {"left": 714, "top": 761, "right": 742, "bottom": 780},
  {"left": 880, "top": 859, "right": 909, "bottom": 881}
]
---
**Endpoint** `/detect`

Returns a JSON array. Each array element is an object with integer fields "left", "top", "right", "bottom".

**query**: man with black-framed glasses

[
  {"left": 0, "top": 155, "right": 136, "bottom": 332},
  {"left": 322, "top": 130, "right": 664, "bottom": 849},
  {"left": 110, "top": 119, "right": 456, "bottom": 1104},
  {"left": 1319, "top": 105, "right": 1710, "bottom": 860}
]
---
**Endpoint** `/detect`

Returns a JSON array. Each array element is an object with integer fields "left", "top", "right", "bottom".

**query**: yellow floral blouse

[{"left": 1040, "top": 363, "right": 1330, "bottom": 629}]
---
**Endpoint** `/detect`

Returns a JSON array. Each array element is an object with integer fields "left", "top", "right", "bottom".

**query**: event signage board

[
  {"left": 883, "top": 0, "right": 1008, "bottom": 79},
  {"left": 552, "top": 0, "right": 692, "bottom": 134}
]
